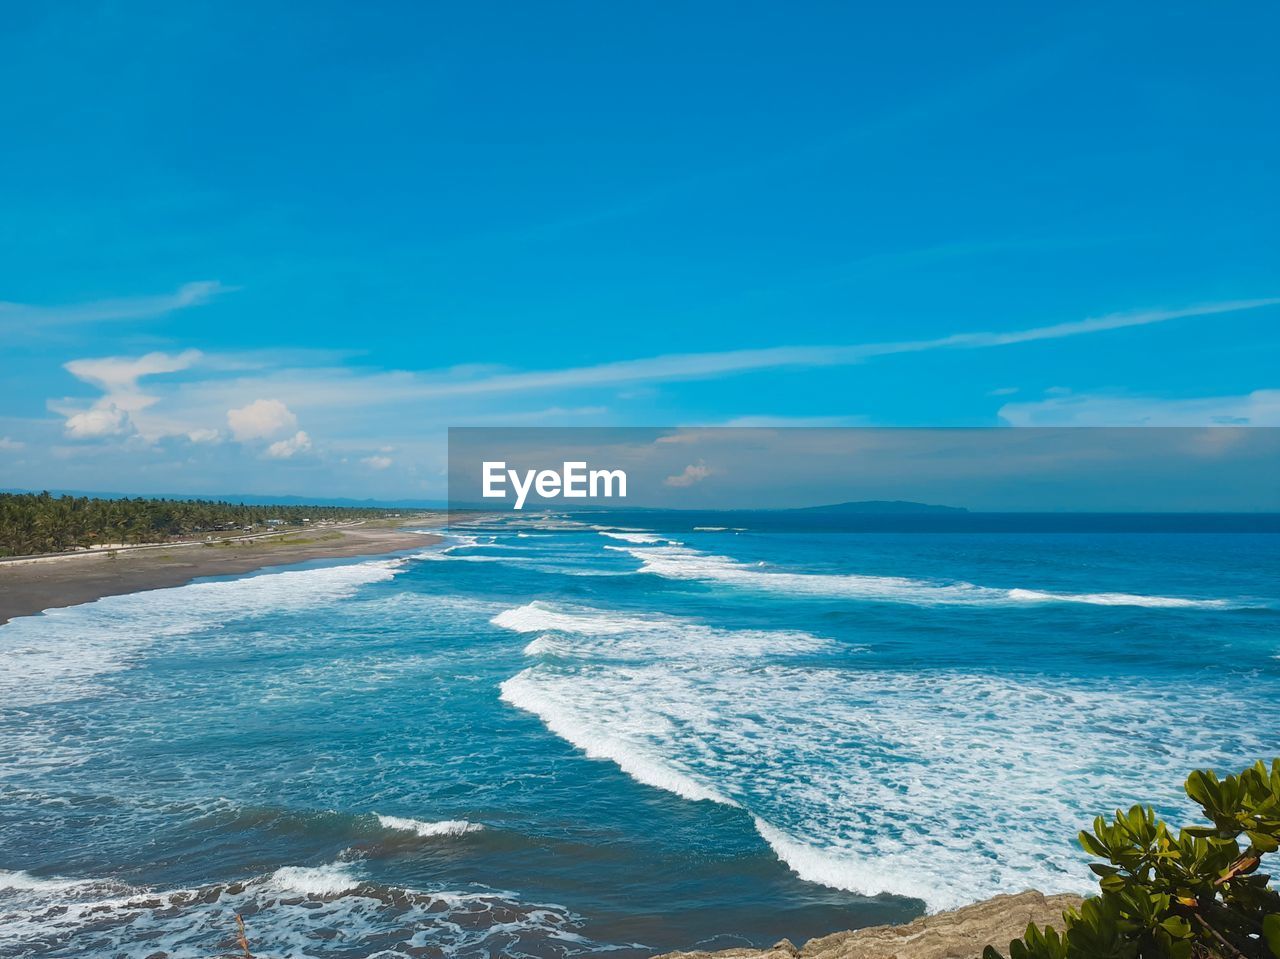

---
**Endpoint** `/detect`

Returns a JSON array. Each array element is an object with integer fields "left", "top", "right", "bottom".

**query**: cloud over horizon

[
  {"left": 998, "top": 388, "right": 1280, "bottom": 427},
  {"left": 265, "top": 430, "right": 312, "bottom": 459},
  {"left": 15, "top": 293, "right": 1279, "bottom": 498},
  {"left": 55, "top": 348, "right": 204, "bottom": 440},
  {"left": 227, "top": 398, "right": 300, "bottom": 442}
]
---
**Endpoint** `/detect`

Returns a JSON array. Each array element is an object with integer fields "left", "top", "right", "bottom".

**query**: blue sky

[{"left": 1, "top": 1, "right": 1277, "bottom": 499}]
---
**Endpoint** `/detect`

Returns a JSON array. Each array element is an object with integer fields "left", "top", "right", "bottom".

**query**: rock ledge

[{"left": 653, "top": 890, "right": 1083, "bottom": 959}]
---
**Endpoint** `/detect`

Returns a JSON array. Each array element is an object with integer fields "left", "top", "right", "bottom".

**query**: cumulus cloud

[
  {"left": 362, "top": 455, "right": 393, "bottom": 470},
  {"left": 664, "top": 461, "right": 712, "bottom": 487},
  {"left": 265, "top": 430, "right": 311, "bottom": 458},
  {"left": 64, "top": 407, "right": 131, "bottom": 438},
  {"left": 57, "top": 349, "right": 203, "bottom": 440},
  {"left": 226, "top": 398, "right": 299, "bottom": 441}
]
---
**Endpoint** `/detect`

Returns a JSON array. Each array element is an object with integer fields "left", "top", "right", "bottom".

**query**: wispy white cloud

[
  {"left": 63, "top": 349, "right": 203, "bottom": 411},
  {"left": 151, "top": 297, "right": 1276, "bottom": 418},
  {"left": 1, "top": 281, "right": 228, "bottom": 331},
  {"left": 362, "top": 454, "right": 393, "bottom": 470},
  {"left": 998, "top": 388, "right": 1280, "bottom": 426},
  {"left": 0, "top": 436, "right": 27, "bottom": 451},
  {"left": 901, "top": 299, "right": 1280, "bottom": 351},
  {"left": 377, "top": 297, "right": 1280, "bottom": 401},
  {"left": 43, "top": 297, "right": 1279, "bottom": 469},
  {"left": 719, "top": 414, "right": 869, "bottom": 427}
]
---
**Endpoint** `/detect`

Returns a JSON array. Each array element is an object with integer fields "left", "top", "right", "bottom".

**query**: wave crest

[
  {"left": 610, "top": 542, "right": 1244, "bottom": 609},
  {"left": 376, "top": 814, "right": 484, "bottom": 837}
]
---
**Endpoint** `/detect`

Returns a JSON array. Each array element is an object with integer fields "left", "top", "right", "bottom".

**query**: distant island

[{"left": 790, "top": 500, "right": 969, "bottom": 514}]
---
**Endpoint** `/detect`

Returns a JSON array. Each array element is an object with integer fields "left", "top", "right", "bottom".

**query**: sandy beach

[{"left": 0, "top": 520, "right": 443, "bottom": 625}]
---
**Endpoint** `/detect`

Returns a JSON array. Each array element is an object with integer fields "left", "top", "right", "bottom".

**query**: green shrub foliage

[{"left": 985, "top": 759, "right": 1280, "bottom": 959}]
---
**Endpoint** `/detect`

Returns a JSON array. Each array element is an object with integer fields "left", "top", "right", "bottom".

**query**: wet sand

[{"left": 0, "top": 523, "right": 443, "bottom": 625}]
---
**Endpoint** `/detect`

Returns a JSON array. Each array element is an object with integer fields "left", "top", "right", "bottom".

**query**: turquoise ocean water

[{"left": 2, "top": 513, "right": 1278, "bottom": 957}]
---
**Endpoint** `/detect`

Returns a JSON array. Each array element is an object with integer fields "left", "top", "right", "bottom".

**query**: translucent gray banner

[{"left": 447, "top": 427, "right": 1280, "bottom": 531}]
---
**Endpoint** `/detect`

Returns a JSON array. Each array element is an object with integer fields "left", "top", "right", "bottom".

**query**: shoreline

[
  {"left": 652, "top": 890, "right": 1083, "bottom": 959},
  {"left": 0, "top": 522, "right": 444, "bottom": 626}
]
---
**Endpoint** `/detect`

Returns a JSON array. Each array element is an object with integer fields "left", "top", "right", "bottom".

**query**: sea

[{"left": 2, "top": 512, "right": 1278, "bottom": 958}]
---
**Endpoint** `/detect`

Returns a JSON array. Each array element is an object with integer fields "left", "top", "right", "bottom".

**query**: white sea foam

[
  {"left": 441, "top": 534, "right": 517, "bottom": 552},
  {"left": 610, "top": 542, "right": 1243, "bottom": 609},
  {"left": 1004, "top": 588, "right": 1224, "bottom": 608},
  {"left": 749, "top": 817, "right": 957, "bottom": 907},
  {"left": 0, "top": 863, "right": 603, "bottom": 958},
  {"left": 266, "top": 862, "right": 363, "bottom": 895},
  {"left": 0, "top": 869, "right": 130, "bottom": 894},
  {"left": 376, "top": 814, "right": 484, "bottom": 837},
  {"left": 493, "top": 600, "right": 833, "bottom": 660},
  {"left": 494, "top": 601, "right": 661, "bottom": 636},
  {"left": 0, "top": 557, "right": 409, "bottom": 708},
  {"left": 597, "top": 531, "right": 671, "bottom": 544},
  {"left": 500, "top": 671, "right": 734, "bottom": 805},
  {"left": 420, "top": 552, "right": 524, "bottom": 563},
  {"left": 502, "top": 660, "right": 1276, "bottom": 912},
  {"left": 441, "top": 533, "right": 484, "bottom": 547}
]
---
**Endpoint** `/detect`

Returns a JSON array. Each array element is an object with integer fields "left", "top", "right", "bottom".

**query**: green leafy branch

[{"left": 985, "top": 759, "right": 1280, "bottom": 959}]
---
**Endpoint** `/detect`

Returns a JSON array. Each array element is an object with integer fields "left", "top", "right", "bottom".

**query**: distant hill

[{"left": 790, "top": 500, "right": 968, "bottom": 514}]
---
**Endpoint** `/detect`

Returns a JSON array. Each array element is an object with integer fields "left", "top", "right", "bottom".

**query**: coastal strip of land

[
  {"left": 653, "top": 890, "right": 1083, "bottom": 959},
  {"left": 0, "top": 519, "right": 444, "bottom": 625}
]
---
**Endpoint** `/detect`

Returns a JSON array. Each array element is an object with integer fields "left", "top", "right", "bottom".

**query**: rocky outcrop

[{"left": 654, "top": 890, "right": 1083, "bottom": 959}]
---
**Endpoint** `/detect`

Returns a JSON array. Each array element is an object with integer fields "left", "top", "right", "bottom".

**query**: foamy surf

[
  {"left": 500, "top": 670, "right": 734, "bottom": 806},
  {"left": 493, "top": 600, "right": 833, "bottom": 660},
  {"left": 376, "top": 814, "right": 484, "bottom": 837},
  {"left": 749, "top": 818, "right": 969, "bottom": 911},
  {"left": 500, "top": 659, "right": 1277, "bottom": 912},
  {"left": 265, "top": 861, "right": 363, "bottom": 895},
  {"left": 0, "top": 556, "right": 410, "bottom": 708},
  {"left": 6, "top": 510, "right": 1274, "bottom": 953},
  {"left": 597, "top": 531, "right": 674, "bottom": 545},
  {"left": 609, "top": 542, "right": 1244, "bottom": 609},
  {"left": 0, "top": 863, "right": 606, "bottom": 959}
]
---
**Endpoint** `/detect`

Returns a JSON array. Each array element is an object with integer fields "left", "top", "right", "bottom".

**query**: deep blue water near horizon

[{"left": 2, "top": 513, "right": 1278, "bottom": 957}]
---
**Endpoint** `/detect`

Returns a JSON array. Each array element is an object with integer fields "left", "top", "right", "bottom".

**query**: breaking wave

[
  {"left": 608, "top": 542, "right": 1245, "bottom": 609},
  {"left": 0, "top": 864, "right": 612, "bottom": 959},
  {"left": 375, "top": 815, "right": 484, "bottom": 837},
  {"left": 493, "top": 601, "right": 834, "bottom": 661},
  {"left": 499, "top": 660, "right": 1276, "bottom": 912},
  {"left": 0, "top": 557, "right": 411, "bottom": 708}
]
